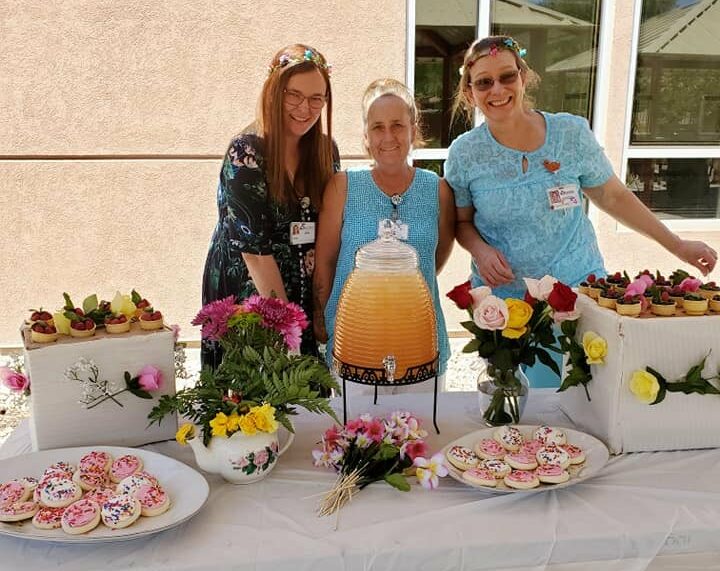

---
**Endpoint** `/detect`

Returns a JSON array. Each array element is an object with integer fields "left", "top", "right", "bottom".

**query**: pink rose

[
  {"left": 473, "top": 295, "right": 509, "bottom": 330},
  {"left": 523, "top": 275, "right": 557, "bottom": 302},
  {"left": 137, "top": 365, "right": 162, "bottom": 391},
  {"left": 469, "top": 286, "right": 492, "bottom": 309},
  {"left": 254, "top": 449, "right": 269, "bottom": 467},
  {"left": 0, "top": 367, "right": 29, "bottom": 393}
]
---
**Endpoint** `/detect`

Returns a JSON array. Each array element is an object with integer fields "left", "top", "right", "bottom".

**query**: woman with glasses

[
  {"left": 445, "top": 35, "right": 717, "bottom": 387},
  {"left": 201, "top": 44, "right": 336, "bottom": 367},
  {"left": 314, "top": 79, "right": 455, "bottom": 388}
]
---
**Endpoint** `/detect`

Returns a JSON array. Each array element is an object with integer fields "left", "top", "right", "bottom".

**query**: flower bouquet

[
  {"left": 313, "top": 411, "right": 446, "bottom": 519},
  {"left": 447, "top": 276, "right": 579, "bottom": 425}
]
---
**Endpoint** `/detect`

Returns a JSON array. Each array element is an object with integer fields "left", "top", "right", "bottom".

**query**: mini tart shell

[
  {"left": 105, "top": 320, "right": 131, "bottom": 334},
  {"left": 651, "top": 302, "right": 676, "bottom": 317},
  {"left": 669, "top": 295, "right": 684, "bottom": 308},
  {"left": 587, "top": 286, "right": 602, "bottom": 300},
  {"left": 616, "top": 302, "right": 641, "bottom": 317},
  {"left": 139, "top": 316, "right": 164, "bottom": 331},
  {"left": 683, "top": 298, "right": 708, "bottom": 316},
  {"left": 597, "top": 295, "right": 617, "bottom": 310},
  {"left": 699, "top": 289, "right": 720, "bottom": 300},
  {"left": 69, "top": 324, "right": 97, "bottom": 338},
  {"left": 578, "top": 285, "right": 590, "bottom": 296},
  {"left": 30, "top": 329, "right": 58, "bottom": 343},
  {"left": 709, "top": 298, "right": 720, "bottom": 312}
]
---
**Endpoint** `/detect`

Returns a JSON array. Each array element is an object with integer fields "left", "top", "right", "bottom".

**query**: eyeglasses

[
  {"left": 469, "top": 70, "right": 520, "bottom": 92},
  {"left": 283, "top": 89, "right": 327, "bottom": 110}
]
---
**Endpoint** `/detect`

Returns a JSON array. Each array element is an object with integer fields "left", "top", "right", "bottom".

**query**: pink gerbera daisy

[
  {"left": 241, "top": 295, "right": 309, "bottom": 351},
  {"left": 191, "top": 296, "right": 240, "bottom": 341}
]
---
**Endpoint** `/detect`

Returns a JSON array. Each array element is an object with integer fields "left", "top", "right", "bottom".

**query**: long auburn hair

[{"left": 257, "top": 44, "right": 334, "bottom": 208}]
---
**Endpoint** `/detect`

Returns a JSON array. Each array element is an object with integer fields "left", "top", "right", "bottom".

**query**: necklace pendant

[{"left": 390, "top": 193, "right": 403, "bottom": 207}]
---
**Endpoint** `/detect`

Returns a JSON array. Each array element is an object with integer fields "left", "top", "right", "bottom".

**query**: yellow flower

[
  {"left": 110, "top": 291, "right": 137, "bottom": 319},
  {"left": 53, "top": 311, "right": 71, "bottom": 335},
  {"left": 501, "top": 298, "right": 532, "bottom": 339},
  {"left": 210, "top": 412, "right": 229, "bottom": 437},
  {"left": 251, "top": 403, "right": 279, "bottom": 433},
  {"left": 582, "top": 331, "right": 608, "bottom": 365},
  {"left": 629, "top": 370, "right": 660, "bottom": 404},
  {"left": 501, "top": 326, "right": 527, "bottom": 339},
  {"left": 238, "top": 413, "right": 257, "bottom": 435},
  {"left": 175, "top": 423, "right": 195, "bottom": 445},
  {"left": 226, "top": 412, "right": 241, "bottom": 434}
]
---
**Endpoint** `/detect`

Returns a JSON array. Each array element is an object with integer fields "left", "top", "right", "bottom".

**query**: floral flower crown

[
  {"left": 267, "top": 49, "right": 332, "bottom": 77},
  {"left": 459, "top": 37, "right": 528, "bottom": 76}
]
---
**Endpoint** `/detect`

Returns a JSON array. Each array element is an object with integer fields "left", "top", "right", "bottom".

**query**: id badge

[
  {"left": 547, "top": 184, "right": 580, "bottom": 211},
  {"left": 289, "top": 221, "right": 315, "bottom": 245},
  {"left": 377, "top": 220, "right": 409, "bottom": 240}
]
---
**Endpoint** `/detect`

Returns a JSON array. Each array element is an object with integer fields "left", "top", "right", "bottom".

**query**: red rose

[
  {"left": 446, "top": 281, "right": 473, "bottom": 310},
  {"left": 547, "top": 282, "right": 577, "bottom": 312}
]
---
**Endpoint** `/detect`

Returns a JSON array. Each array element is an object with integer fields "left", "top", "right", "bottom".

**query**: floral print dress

[{"left": 201, "top": 133, "right": 331, "bottom": 367}]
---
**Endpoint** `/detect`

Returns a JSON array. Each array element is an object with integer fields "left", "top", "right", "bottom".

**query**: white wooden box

[
  {"left": 22, "top": 324, "right": 177, "bottom": 450},
  {"left": 559, "top": 295, "right": 720, "bottom": 454}
]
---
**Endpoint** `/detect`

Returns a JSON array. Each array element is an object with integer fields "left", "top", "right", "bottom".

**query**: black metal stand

[{"left": 335, "top": 354, "right": 440, "bottom": 434}]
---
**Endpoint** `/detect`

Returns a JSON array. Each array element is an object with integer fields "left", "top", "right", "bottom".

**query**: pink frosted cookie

[
  {"left": 446, "top": 446, "right": 480, "bottom": 471},
  {"left": 79, "top": 451, "right": 112, "bottom": 473},
  {"left": 0, "top": 481, "right": 30, "bottom": 507},
  {"left": 83, "top": 487, "right": 116, "bottom": 506},
  {"left": 134, "top": 484, "right": 170, "bottom": 517},
  {"left": 61, "top": 499, "right": 101, "bottom": 535},
  {"left": 32, "top": 506, "right": 66, "bottom": 529},
  {"left": 116, "top": 473, "right": 158, "bottom": 496},
  {"left": 462, "top": 467, "right": 497, "bottom": 488},
  {"left": 519, "top": 439, "right": 545, "bottom": 456},
  {"left": 0, "top": 500, "right": 39, "bottom": 522},
  {"left": 535, "top": 464, "right": 570, "bottom": 484},
  {"left": 493, "top": 426, "right": 524, "bottom": 452},
  {"left": 474, "top": 438, "right": 506, "bottom": 461},
  {"left": 73, "top": 469, "right": 111, "bottom": 492},
  {"left": 134, "top": 471, "right": 161, "bottom": 487},
  {"left": 503, "top": 469, "right": 540, "bottom": 490},
  {"left": 560, "top": 444, "right": 586, "bottom": 465},
  {"left": 101, "top": 494, "right": 141, "bottom": 529},
  {"left": 109, "top": 455, "right": 143, "bottom": 483},
  {"left": 38, "top": 477, "right": 82, "bottom": 508},
  {"left": 479, "top": 458, "right": 511, "bottom": 479},
  {"left": 46, "top": 462, "right": 76, "bottom": 477},
  {"left": 505, "top": 451, "right": 538, "bottom": 471},
  {"left": 536, "top": 445, "right": 570, "bottom": 469},
  {"left": 533, "top": 425, "right": 567, "bottom": 446}
]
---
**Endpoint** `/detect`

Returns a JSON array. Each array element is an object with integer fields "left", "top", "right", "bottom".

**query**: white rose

[
  {"left": 473, "top": 295, "right": 509, "bottom": 330},
  {"left": 523, "top": 275, "right": 558, "bottom": 301},
  {"left": 469, "top": 286, "right": 492, "bottom": 308}
]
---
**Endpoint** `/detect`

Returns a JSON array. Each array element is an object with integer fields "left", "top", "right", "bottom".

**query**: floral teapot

[{"left": 187, "top": 428, "right": 294, "bottom": 484}]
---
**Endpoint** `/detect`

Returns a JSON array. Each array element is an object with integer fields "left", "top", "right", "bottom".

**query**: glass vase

[{"left": 477, "top": 363, "right": 529, "bottom": 426}]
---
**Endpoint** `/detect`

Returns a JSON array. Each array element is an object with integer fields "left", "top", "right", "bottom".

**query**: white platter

[
  {"left": 443, "top": 425, "right": 609, "bottom": 493},
  {"left": 0, "top": 445, "right": 209, "bottom": 543}
]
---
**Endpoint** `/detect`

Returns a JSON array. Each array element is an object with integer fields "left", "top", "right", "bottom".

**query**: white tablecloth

[{"left": 1, "top": 390, "right": 720, "bottom": 571}]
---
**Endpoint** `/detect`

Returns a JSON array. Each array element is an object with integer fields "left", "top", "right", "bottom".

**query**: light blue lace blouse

[
  {"left": 444, "top": 111, "right": 614, "bottom": 299},
  {"left": 324, "top": 168, "right": 450, "bottom": 374}
]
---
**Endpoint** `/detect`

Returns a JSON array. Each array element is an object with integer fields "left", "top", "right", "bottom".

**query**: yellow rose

[
  {"left": 501, "top": 326, "right": 527, "bottom": 339},
  {"left": 209, "top": 412, "right": 229, "bottom": 437},
  {"left": 238, "top": 413, "right": 257, "bottom": 435},
  {"left": 110, "top": 291, "right": 137, "bottom": 319},
  {"left": 582, "top": 331, "right": 608, "bottom": 365},
  {"left": 175, "top": 423, "right": 195, "bottom": 445},
  {"left": 53, "top": 311, "right": 71, "bottom": 335},
  {"left": 226, "top": 412, "right": 241, "bottom": 434},
  {"left": 629, "top": 370, "right": 660, "bottom": 404},
  {"left": 505, "top": 298, "right": 533, "bottom": 329},
  {"left": 251, "top": 403, "right": 279, "bottom": 433}
]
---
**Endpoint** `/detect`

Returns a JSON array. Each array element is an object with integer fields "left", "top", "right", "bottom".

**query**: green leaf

[
  {"left": 461, "top": 339, "right": 480, "bottom": 353},
  {"left": 131, "top": 289, "right": 142, "bottom": 304},
  {"left": 384, "top": 473, "right": 411, "bottom": 492},
  {"left": 63, "top": 292, "right": 75, "bottom": 311},
  {"left": 535, "top": 348, "right": 561, "bottom": 376},
  {"left": 373, "top": 443, "right": 399, "bottom": 461},
  {"left": 82, "top": 294, "right": 99, "bottom": 314}
]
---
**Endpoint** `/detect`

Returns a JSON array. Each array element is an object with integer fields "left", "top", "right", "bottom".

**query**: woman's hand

[
  {"left": 474, "top": 242, "right": 514, "bottom": 287},
  {"left": 675, "top": 240, "right": 718, "bottom": 276}
]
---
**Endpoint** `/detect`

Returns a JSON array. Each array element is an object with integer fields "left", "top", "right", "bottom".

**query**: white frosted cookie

[
  {"left": 0, "top": 500, "right": 39, "bottom": 522},
  {"left": 536, "top": 445, "right": 571, "bottom": 470},
  {"left": 493, "top": 426, "right": 524, "bottom": 452},
  {"left": 14, "top": 476, "right": 39, "bottom": 493},
  {"left": 79, "top": 451, "right": 112, "bottom": 473},
  {"left": 474, "top": 438, "right": 506, "bottom": 460},
  {"left": 73, "top": 469, "right": 110, "bottom": 492},
  {"left": 533, "top": 425, "right": 567, "bottom": 446},
  {"left": 505, "top": 452, "right": 538, "bottom": 471},
  {"left": 116, "top": 473, "right": 157, "bottom": 496},
  {"left": 61, "top": 499, "right": 101, "bottom": 535},
  {"left": 446, "top": 446, "right": 480, "bottom": 471},
  {"left": 101, "top": 494, "right": 141, "bottom": 529},
  {"left": 535, "top": 464, "right": 570, "bottom": 484},
  {"left": 504, "top": 470, "right": 540, "bottom": 490},
  {"left": 32, "top": 506, "right": 66, "bottom": 529},
  {"left": 38, "top": 477, "right": 82, "bottom": 508},
  {"left": 109, "top": 455, "right": 143, "bottom": 483},
  {"left": 0, "top": 480, "right": 31, "bottom": 507},
  {"left": 479, "top": 458, "right": 511, "bottom": 479},
  {"left": 462, "top": 467, "right": 497, "bottom": 488},
  {"left": 134, "top": 483, "right": 170, "bottom": 517},
  {"left": 560, "top": 444, "right": 586, "bottom": 465}
]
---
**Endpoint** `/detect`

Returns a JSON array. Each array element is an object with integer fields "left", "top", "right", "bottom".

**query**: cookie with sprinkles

[
  {"left": 519, "top": 439, "right": 545, "bottom": 457},
  {"left": 446, "top": 445, "right": 480, "bottom": 471},
  {"left": 503, "top": 469, "right": 540, "bottom": 490},
  {"left": 134, "top": 483, "right": 170, "bottom": 517},
  {"left": 0, "top": 500, "right": 39, "bottom": 522},
  {"left": 0, "top": 480, "right": 31, "bottom": 508},
  {"left": 38, "top": 477, "right": 82, "bottom": 508},
  {"left": 46, "top": 462, "right": 76, "bottom": 476},
  {"left": 32, "top": 506, "right": 66, "bottom": 530},
  {"left": 109, "top": 455, "right": 143, "bottom": 483},
  {"left": 61, "top": 498, "right": 101, "bottom": 535},
  {"left": 73, "top": 469, "right": 111, "bottom": 492},
  {"left": 101, "top": 494, "right": 141, "bottom": 529},
  {"left": 479, "top": 458, "right": 511, "bottom": 479},
  {"left": 116, "top": 473, "right": 158, "bottom": 496},
  {"left": 536, "top": 444, "right": 571, "bottom": 469},
  {"left": 505, "top": 451, "right": 538, "bottom": 471},
  {"left": 493, "top": 425, "right": 524, "bottom": 452},
  {"left": 462, "top": 467, "right": 497, "bottom": 488},
  {"left": 533, "top": 425, "right": 567, "bottom": 446},
  {"left": 560, "top": 444, "right": 586, "bottom": 465},
  {"left": 474, "top": 438, "right": 506, "bottom": 461},
  {"left": 83, "top": 487, "right": 116, "bottom": 506},
  {"left": 79, "top": 451, "right": 112, "bottom": 474},
  {"left": 535, "top": 464, "right": 570, "bottom": 484}
]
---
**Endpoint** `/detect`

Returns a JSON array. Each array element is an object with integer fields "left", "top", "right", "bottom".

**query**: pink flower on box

[
  {"left": 137, "top": 365, "right": 162, "bottom": 391},
  {"left": 0, "top": 367, "right": 29, "bottom": 393}
]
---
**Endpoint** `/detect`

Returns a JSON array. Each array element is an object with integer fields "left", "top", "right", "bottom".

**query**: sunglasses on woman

[
  {"left": 283, "top": 89, "right": 327, "bottom": 110},
  {"left": 469, "top": 69, "right": 520, "bottom": 92}
]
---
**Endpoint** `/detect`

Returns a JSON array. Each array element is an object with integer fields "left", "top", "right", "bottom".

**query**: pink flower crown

[
  {"left": 267, "top": 49, "right": 332, "bottom": 77},
  {"left": 462, "top": 37, "right": 528, "bottom": 74}
]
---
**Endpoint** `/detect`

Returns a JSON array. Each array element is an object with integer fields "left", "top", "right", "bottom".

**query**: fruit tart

[
  {"left": 104, "top": 313, "right": 131, "bottom": 334},
  {"left": 139, "top": 307, "right": 164, "bottom": 331},
  {"left": 30, "top": 321, "right": 58, "bottom": 343}
]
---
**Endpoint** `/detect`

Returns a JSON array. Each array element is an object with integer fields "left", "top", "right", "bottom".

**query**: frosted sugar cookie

[
  {"left": 504, "top": 470, "right": 540, "bottom": 490},
  {"left": 462, "top": 467, "right": 497, "bottom": 488},
  {"left": 535, "top": 464, "right": 570, "bottom": 484},
  {"left": 38, "top": 477, "right": 82, "bottom": 508},
  {"left": 479, "top": 458, "right": 511, "bottom": 479},
  {"left": 134, "top": 484, "right": 170, "bottom": 517},
  {"left": 73, "top": 469, "right": 110, "bottom": 492},
  {"left": 0, "top": 480, "right": 30, "bottom": 507},
  {"left": 47, "top": 462, "right": 76, "bottom": 477},
  {"left": 505, "top": 452, "right": 538, "bottom": 471},
  {"left": 493, "top": 426, "right": 524, "bottom": 452},
  {"left": 32, "top": 506, "right": 66, "bottom": 529},
  {"left": 519, "top": 439, "right": 545, "bottom": 457},
  {"left": 560, "top": 444, "right": 586, "bottom": 465},
  {"left": 79, "top": 451, "right": 112, "bottom": 473},
  {"left": 116, "top": 473, "right": 157, "bottom": 496},
  {"left": 536, "top": 445, "right": 570, "bottom": 470},
  {"left": 446, "top": 446, "right": 480, "bottom": 471},
  {"left": 0, "top": 500, "right": 39, "bottom": 522},
  {"left": 83, "top": 487, "right": 116, "bottom": 506},
  {"left": 101, "top": 494, "right": 141, "bottom": 529},
  {"left": 474, "top": 438, "right": 506, "bottom": 461},
  {"left": 109, "top": 455, "right": 143, "bottom": 483},
  {"left": 13, "top": 476, "right": 38, "bottom": 493},
  {"left": 533, "top": 425, "right": 567, "bottom": 446},
  {"left": 61, "top": 499, "right": 101, "bottom": 535}
]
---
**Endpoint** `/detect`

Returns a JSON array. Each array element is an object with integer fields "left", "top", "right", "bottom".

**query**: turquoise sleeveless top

[{"left": 324, "top": 167, "right": 450, "bottom": 375}]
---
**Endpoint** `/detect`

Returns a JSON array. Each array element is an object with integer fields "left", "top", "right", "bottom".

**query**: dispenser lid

[{"left": 355, "top": 219, "right": 418, "bottom": 271}]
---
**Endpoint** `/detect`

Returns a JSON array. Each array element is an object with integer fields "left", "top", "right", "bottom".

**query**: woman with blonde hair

[
  {"left": 201, "top": 44, "right": 337, "bottom": 367},
  {"left": 314, "top": 78, "right": 454, "bottom": 383}
]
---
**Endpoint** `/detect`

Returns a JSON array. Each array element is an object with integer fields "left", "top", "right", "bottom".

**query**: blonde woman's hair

[{"left": 361, "top": 78, "right": 424, "bottom": 152}]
